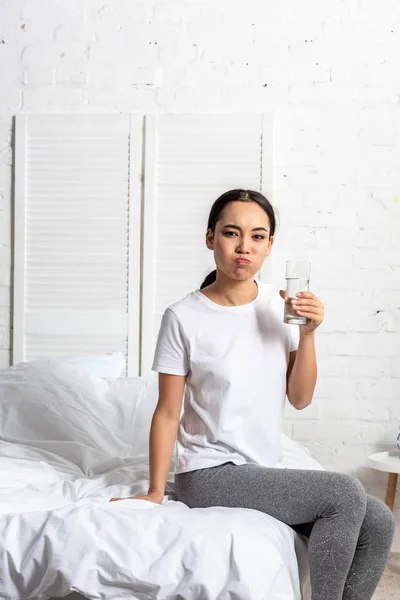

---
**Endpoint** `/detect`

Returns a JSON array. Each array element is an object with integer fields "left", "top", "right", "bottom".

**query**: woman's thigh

[{"left": 175, "top": 461, "right": 367, "bottom": 528}]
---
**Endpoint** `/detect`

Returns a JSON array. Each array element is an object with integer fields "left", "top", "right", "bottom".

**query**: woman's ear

[
  {"left": 266, "top": 235, "right": 274, "bottom": 256},
  {"left": 205, "top": 229, "right": 214, "bottom": 250}
]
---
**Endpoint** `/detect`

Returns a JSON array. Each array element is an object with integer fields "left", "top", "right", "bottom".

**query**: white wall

[{"left": 0, "top": 0, "right": 399, "bottom": 549}]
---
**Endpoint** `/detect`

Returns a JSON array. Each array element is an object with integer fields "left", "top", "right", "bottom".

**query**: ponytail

[{"left": 200, "top": 269, "right": 217, "bottom": 290}]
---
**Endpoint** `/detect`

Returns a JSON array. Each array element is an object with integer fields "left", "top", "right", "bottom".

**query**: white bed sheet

[
  {"left": 0, "top": 438, "right": 317, "bottom": 600},
  {"left": 0, "top": 362, "right": 321, "bottom": 600}
]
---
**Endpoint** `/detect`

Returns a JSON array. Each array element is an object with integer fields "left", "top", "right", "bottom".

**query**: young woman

[{"left": 111, "top": 189, "right": 395, "bottom": 600}]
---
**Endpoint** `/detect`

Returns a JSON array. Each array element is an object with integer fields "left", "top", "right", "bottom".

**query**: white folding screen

[
  {"left": 14, "top": 113, "right": 273, "bottom": 376},
  {"left": 13, "top": 115, "right": 142, "bottom": 375},
  {"left": 141, "top": 114, "right": 273, "bottom": 375}
]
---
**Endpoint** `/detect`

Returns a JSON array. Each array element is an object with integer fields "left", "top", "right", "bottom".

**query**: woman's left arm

[{"left": 281, "top": 291, "right": 325, "bottom": 410}]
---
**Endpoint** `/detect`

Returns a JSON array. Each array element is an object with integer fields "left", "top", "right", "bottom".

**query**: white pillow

[
  {"left": 0, "top": 360, "right": 127, "bottom": 473},
  {"left": 0, "top": 360, "right": 158, "bottom": 474},
  {"left": 9, "top": 352, "right": 126, "bottom": 379},
  {"left": 59, "top": 351, "right": 125, "bottom": 378}
]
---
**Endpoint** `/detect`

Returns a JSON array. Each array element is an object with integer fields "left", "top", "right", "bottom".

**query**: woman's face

[{"left": 206, "top": 201, "right": 274, "bottom": 281}]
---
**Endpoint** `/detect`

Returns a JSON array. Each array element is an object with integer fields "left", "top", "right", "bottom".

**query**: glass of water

[{"left": 284, "top": 261, "right": 311, "bottom": 325}]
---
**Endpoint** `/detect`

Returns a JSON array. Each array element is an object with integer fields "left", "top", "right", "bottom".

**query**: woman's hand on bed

[{"left": 109, "top": 492, "right": 163, "bottom": 504}]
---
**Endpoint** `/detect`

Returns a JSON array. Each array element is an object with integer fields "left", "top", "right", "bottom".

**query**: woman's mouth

[{"left": 235, "top": 258, "right": 250, "bottom": 264}]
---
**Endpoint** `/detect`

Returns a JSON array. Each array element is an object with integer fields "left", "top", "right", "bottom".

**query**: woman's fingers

[
  {"left": 109, "top": 497, "right": 133, "bottom": 502},
  {"left": 295, "top": 307, "right": 321, "bottom": 316},
  {"left": 292, "top": 297, "right": 324, "bottom": 310},
  {"left": 282, "top": 290, "right": 325, "bottom": 325},
  {"left": 295, "top": 292, "right": 316, "bottom": 300},
  {"left": 295, "top": 303, "right": 323, "bottom": 314},
  {"left": 292, "top": 302, "right": 319, "bottom": 310},
  {"left": 296, "top": 312, "right": 319, "bottom": 320}
]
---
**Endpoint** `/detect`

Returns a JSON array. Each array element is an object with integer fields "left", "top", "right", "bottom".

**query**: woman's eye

[{"left": 224, "top": 232, "right": 265, "bottom": 240}]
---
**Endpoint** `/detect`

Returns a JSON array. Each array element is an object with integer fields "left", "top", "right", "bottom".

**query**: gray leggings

[{"left": 174, "top": 462, "right": 396, "bottom": 600}]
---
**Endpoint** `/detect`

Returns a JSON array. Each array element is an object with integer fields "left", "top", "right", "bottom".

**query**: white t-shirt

[{"left": 151, "top": 279, "right": 299, "bottom": 474}]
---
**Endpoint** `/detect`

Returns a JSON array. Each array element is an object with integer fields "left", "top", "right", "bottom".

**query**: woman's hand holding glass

[{"left": 280, "top": 290, "right": 324, "bottom": 335}]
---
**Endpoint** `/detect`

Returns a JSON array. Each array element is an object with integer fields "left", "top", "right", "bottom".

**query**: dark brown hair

[{"left": 200, "top": 189, "right": 276, "bottom": 289}]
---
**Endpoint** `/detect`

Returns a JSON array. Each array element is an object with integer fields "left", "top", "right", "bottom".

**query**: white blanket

[
  {"left": 0, "top": 361, "right": 322, "bottom": 600},
  {"left": 0, "top": 440, "right": 317, "bottom": 600}
]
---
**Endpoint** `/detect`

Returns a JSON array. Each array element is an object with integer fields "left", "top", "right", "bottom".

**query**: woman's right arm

[
  {"left": 110, "top": 372, "right": 186, "bottom": 504},
  {"left": 147, "top": 372, "right": 187, "bottom": 501}
]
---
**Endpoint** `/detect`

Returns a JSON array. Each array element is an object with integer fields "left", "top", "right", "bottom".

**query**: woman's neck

[{"left": 201, "top": 277, "right": 258, "bottom": 307}]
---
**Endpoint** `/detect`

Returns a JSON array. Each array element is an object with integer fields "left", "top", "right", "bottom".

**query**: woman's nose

[{"left": 237, "top": 239, "right": 250, "bottom": 252}]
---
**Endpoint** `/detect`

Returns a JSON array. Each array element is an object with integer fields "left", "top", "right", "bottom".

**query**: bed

[{"left": 0, "top": 355, "right": 322, "bottom": 600}]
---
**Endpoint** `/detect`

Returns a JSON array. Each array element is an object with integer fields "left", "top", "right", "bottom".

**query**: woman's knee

[
  {"left": 333, "top": 472, "right": 366, "bottom": 497},
  {"left": 365, "top": 495, "right": 396, "bottom": 542},
  {"left": 328, "top": 472, "right": 367, "bottom": 517}
]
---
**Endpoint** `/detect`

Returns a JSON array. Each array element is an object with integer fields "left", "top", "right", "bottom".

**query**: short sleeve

[
  {"left": 288, "top": 323, "right": 299, "bottom": 352},
  {"left": 151, "top": 308, "right": 189, "bottom": 376}
]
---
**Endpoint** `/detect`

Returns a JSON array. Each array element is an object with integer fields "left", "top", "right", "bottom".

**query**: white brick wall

[{"left": 0, "top": 0, "right": 400, "bottom": 550}]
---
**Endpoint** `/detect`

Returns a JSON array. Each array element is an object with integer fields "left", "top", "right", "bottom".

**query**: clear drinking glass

[{"left": 284, "top": 261, "right": 311, "bottom": 325}]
